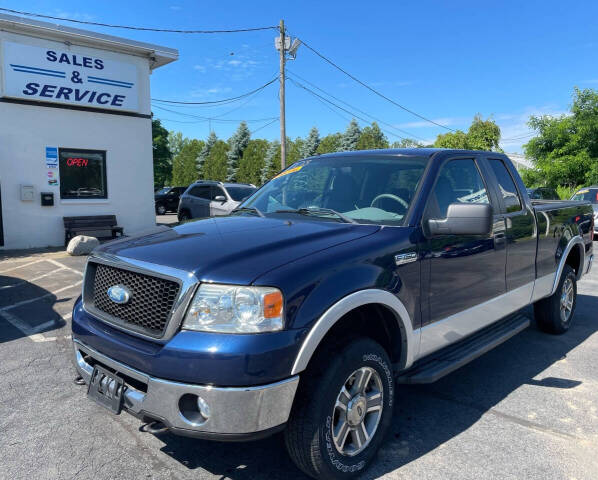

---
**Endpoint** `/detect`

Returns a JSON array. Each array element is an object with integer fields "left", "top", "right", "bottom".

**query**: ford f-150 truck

[{"left": 72, "top": 149, "right": 594, "bottom": 479}]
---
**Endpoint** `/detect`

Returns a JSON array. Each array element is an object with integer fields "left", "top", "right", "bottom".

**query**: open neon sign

[{"left": 66, "top": 157, "right": 89, "bottom": 167}]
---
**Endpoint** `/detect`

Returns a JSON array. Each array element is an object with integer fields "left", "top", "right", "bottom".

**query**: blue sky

[{"left": 5, "top": 1, "right": 598, "bottom": 152}]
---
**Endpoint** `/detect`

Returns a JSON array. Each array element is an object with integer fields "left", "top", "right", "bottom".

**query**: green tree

[
  {"left": 168, "top": 131, "right": 188, "bottom": 159},
  {"left": 203, "top": 140, "right": 229, "bottom": 181},
  {"left": 261, "top": 141, "right": 281, "bottom": 183},
  {"left": 340, "top": 119, "right": 361, "bottom": 151},
  {"left": 433, "top": 115, "right": 501, "bottom": 151},
  {"left": 391, "top": 138, "right": 423, "bottom": 148},
  {"left": 226, "top": 122, "right": 251, "bottom": 181},
  {"left": 317, "top": 133, "right": 343, "bottom": 154},
  {"left": 287, "top": 137, "right": 305, "bottom": 166},
  {"left": 197, "top": 131, "right": 217, "bottom": 179},
  {"left": 357, "top": 122, "right": 389, "bottom": 150},
  {"left": 301, "top": 127, "right": 321, "bottom": 158},
  {"left": 524, "top": 88, "right": 598, "bottom": 188},
  {"left": 172, "top": 139, "right": 204, "bottom": 186},
  {"left": 238, "top": 139, "right": 269, "bottom": 185},
  {"left": 152, "top": 119, "right": 172, "bottom": 188}
]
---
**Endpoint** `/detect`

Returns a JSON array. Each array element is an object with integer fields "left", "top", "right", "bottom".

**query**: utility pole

[{"left": 278, "top": 19, "right": 286, "bottom": 170}]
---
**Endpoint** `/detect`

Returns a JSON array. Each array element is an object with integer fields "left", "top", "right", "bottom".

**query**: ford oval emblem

[{"left": 107, "top": 285, "right": 131, "bottom": 304}]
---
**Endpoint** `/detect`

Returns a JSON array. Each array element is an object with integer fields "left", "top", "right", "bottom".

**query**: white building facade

[{"left": 0, "top": 13, "right": 177, "bottom": 250}]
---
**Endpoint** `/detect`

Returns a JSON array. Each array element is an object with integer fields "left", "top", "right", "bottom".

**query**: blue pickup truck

[{"left": 72, "top": 149, "right": 594, "bottom": 479}]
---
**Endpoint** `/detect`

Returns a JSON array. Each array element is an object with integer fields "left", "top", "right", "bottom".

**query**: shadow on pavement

[
  {"left": 0, "top": 274, "right": 67, "bottom": 343},
  {"left": 140, "top": 296, "right": 598, "bottom": 479}
]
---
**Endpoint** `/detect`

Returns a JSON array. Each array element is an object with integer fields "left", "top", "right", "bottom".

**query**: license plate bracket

[{"left": 87, "top": 365, "right": 125, "bottom": 414}]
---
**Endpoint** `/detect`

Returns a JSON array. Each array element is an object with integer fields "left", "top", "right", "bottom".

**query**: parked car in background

[
  {"left": 527, "top": 187, "right": 559, "bottom": 200},
  {"left": 178, "top": 181, "right": 257, "bottom": 220},
  {"left": 571, "top": 186, "right": 598, "bottom": 237},
  {"left": 155, "top": 186, "right": 187, "bottom": 215}
]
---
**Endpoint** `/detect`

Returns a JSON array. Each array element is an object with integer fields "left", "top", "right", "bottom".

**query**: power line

[
  {"left": 287, "top": 69, "right": 426, "bottom": 141},
  {"left": 0, "top": 7, "right": 277, "bottom": 33},
  {"left": 152, "top": 103, "right": 278, "bottom": 123},
  {"left": 250, "top": 118, "right": 279, "bottom": 135},
  {"left": 289, "top": 77, "right": 410, "bottom": 141},
  {"left": 152, "top": 77, "right": 278, "bottom": 105},
  {"left": 297, "top": 37, "right": 455, "bottom": 132},
  {"left": 501, "top": 132, "right": 536, "bottom": 142}
]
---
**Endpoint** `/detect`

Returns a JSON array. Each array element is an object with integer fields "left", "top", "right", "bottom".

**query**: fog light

[
  {"left": 197, "top": 396, "right": 211, "bottom": 420},
  {"left": 178, "top": 393, "right": 211, "bottom": 426}
]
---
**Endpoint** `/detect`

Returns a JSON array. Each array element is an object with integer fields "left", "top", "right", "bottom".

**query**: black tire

[
  {"left": 534, "top": 264, "right": 577, "bottom": 335},
  {"left": 178, "top": 210, "right": 191, "bottom": 222},
  {"left": 156, "top": 204, "right": 167, "bottom": 215},
  {"left": 285, "top": 338, "right": 394, "bottom": 479}
]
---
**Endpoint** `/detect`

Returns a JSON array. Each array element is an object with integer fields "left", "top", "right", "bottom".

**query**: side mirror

[
  {"left": 426, "top": 203, "right": 492, "bottom": 236},
  {"left": 214, "top": 195, "right": 226, "bottom": 203}
]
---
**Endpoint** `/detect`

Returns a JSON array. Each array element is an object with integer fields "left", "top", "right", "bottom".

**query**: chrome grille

[{"left": 91, "top": 263, "right": 180, "bottom": 336}]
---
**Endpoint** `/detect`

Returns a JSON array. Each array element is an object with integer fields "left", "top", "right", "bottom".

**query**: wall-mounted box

[
  {"left": 20, "top": 184, "right": 34, "bottom": 201},
  {"left": 41, "top": 192, "right": 54, "bottom": 206}
]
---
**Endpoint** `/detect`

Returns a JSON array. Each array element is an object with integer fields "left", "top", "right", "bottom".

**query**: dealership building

[{"left": 0, "top": 13, "right": 178, "bottom": 250}]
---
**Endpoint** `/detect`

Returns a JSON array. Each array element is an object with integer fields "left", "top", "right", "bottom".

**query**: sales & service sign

[{"left": 1, "top": 41, "right": 139, "bottom": 112}]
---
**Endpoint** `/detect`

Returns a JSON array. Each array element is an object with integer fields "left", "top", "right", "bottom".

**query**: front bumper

[{"left": 73, "top": 339, "right": 299, "bottom": 439}]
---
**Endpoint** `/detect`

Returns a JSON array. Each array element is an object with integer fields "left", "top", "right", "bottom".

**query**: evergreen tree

[
  {"left": 226, "top": 122, "right": 251, "bottom": 181},
  {"left": 172, "top": 139, "right": 204, "bottom": 186},
  {"left": 340, "top": 119, "right": 361, "bottom": 151},
  {"left": 261, "top": 141, "right": 280, "bottom": 184},
  {"left": 196, "top": 131, "right": 217, "bottom": 179},
  {"left": 287, "top": 137, "right": 305, "bottom": 166},
  {"left": 357, "top": 122, "right": 388, "bottom": 150},
  {"left": 152, "top": 119, "right": 172, "bottom": 188},
  {"left": 238, "top": 139, "right": 269, "bottom": 185},
  {"left": 317, "top": 133, "right": 343, "bottom": 154},
  {"left": 301, "top": 127, "right": 321, "bottom": 158},
  {"left": 203, "top": 140, "right": 229, "bottom": 181}
]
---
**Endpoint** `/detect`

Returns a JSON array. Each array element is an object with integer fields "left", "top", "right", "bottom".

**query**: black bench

[{"left": 63, "top": 215, "right": 124, "bottom": 246}]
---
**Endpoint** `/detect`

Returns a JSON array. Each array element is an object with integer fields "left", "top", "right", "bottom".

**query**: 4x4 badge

[{"left": 394, "top": 252, "right": 418, "bottom": 266}]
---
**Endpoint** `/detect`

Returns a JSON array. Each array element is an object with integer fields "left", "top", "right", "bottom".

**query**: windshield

[
  {"left": 156, "top": 187, "right": 171, "bottom": 195},
  {"left": 571, "top": 189, "right": 598, "bottom": 204},
  {"left": 242, "top": 155, "right": 428, "bottom": 226},
  {"left": 227, "top": 186, "right": 257, "bottom": 201}
]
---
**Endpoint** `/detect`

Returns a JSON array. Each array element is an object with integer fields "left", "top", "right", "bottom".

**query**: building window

[{"left": 59, "top": 149, "right": 107, "bottom": 199}]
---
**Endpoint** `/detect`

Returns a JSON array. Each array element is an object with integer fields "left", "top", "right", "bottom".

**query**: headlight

[{"left": 182, "top": 284, "right": 284, "bottom": 333}]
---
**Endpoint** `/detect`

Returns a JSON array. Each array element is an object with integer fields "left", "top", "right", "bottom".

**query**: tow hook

[
  {"left": 73, "top": 375, "right": 86, "bottom": 386},
  {"left": 140, "top": 421, "right": 169, "bottom": 435}
]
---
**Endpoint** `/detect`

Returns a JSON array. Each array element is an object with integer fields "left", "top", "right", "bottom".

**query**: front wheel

[
  {"left": 285, "top": 338, "right": 394, "bottom": 479},
  {"left": 534, "top": 264, "right": 577, "bottom": 334}
]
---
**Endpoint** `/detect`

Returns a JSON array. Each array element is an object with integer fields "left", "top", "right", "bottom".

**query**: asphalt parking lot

[{"left": 0, "top": 244, "right": 597, "bottom": 480}]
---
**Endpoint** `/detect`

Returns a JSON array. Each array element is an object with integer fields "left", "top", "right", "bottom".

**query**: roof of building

[{"left": 0, "top": 13, "right": 178, "bottom": 69}]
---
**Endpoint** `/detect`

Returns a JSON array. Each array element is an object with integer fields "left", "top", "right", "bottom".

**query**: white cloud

[
  {"left": 52, "top": 10, "right": 94, "bottom": 21},
  {"left": 395, "top": 117, "right": 464, "bottom": 129},
  {"left": 190, "top": 86, "right": 233, "bottom": 98},
  {"left": 170, "top": 5, "right": 182, "bottom": 10}
]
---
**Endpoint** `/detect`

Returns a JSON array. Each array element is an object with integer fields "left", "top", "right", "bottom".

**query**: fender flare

[
  {"left": 550, "top": 235, "right": 585, "bottom": 296},
  {"left": 290, "top": 289, "right": 417, "bottom": 375}
]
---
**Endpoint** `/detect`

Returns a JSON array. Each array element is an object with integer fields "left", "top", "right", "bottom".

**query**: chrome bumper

[{"left": 73, "top": 339, "right": 299, "bottom": 436}]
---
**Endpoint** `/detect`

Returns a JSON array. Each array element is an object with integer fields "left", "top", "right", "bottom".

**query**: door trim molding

[{"left": 417, "top": 281, "right": 534, "bottom": 359}]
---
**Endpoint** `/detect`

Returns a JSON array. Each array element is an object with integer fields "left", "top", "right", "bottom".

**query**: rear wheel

[
  {"left": 178, "top": 210, "right": 191, "bottom": 222},
  {"left": 156, "top": 203, "right": 167, "bottom": 215},
  {"left": 534, "top": 264, "right": 577, "bottom": 334},
  {"left": 285, "top": 338, "right": 394, "bottom": 479}
]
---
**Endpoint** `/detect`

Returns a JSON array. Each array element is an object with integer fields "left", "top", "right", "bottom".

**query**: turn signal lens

[{"left": 263, "top": 291, "right": 283, "bottom": 318}]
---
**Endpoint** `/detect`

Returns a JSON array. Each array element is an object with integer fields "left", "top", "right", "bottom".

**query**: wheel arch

[
  {"left": 291, "top": 289, "right": 417, "bottom": 375},
  {"left": 551, "top": 235, "right": 585, "bottom": 296}
]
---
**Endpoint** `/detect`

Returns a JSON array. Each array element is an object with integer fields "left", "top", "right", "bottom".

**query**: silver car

[{"left": 178, "top": 181, "right": 257, "bottom": 221}]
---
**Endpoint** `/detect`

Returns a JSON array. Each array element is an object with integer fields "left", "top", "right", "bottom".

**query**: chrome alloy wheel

[
  {"left": 560, "top": 276, "right": 574, "bottom": 323},
  {"left": 331, "top": 366, "right": 383, "bottom": 457}
]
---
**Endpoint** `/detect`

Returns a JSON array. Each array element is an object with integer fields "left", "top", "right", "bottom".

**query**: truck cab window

[
  {"left": 428, "top": 159, "right": 490, "bottom": 218},
  {"left": 489, "top": 159, "right": 522, "bottom": 213}
]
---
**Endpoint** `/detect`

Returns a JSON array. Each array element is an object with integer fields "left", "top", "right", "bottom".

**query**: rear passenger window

[
  {"left": 429, "top": 159, "right": 490, "bottom": 218},
  {"left": 189, "top": 186, "right": 211, "bottom": 199},
  {"left": 489, "top": 159, "right": 522, "bottom": 213}
]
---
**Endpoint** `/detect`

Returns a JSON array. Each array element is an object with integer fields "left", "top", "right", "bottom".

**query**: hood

[
  {"left": 154, "top": 193, "right": 170, "bottom": 200},
  {"left": 97, "top": 216, "right": 380, "bottom": 285}
]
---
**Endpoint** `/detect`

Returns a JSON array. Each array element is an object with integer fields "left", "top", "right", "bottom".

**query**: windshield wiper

[
  {"left": 274, "top": 207, "right": 357, "bottom": 224},
  {"left": 232, "top": 206, "right": 264, "bottom": 217}
]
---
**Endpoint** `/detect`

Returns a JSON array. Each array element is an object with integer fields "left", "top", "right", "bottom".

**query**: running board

[{"left": 397, "top": 314, "right": 530, "bottom": 384}]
